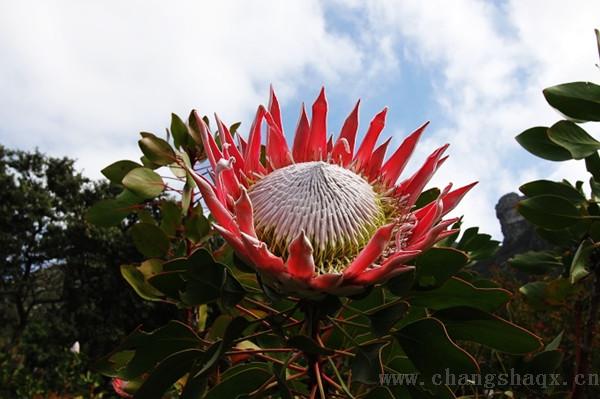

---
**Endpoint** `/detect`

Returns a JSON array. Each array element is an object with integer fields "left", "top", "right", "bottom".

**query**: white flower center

[{"left": 248, "top": 161, "right": 384, "bottom": 272}]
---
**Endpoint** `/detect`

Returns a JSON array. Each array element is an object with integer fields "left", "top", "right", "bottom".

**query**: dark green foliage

[
  {"left": 511, "top": 30, "right": 600, "bottom": 398},
  {"left": 0, "top": 146, "right": 176, "bottom": 396}
]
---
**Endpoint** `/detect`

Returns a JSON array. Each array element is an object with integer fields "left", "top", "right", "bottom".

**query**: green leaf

[
  {"left": 182, "top": 181, "right": 192, "bottom": 215},
  {"left": 180, "top": 249, "right": 227, "bottom": 305},
  {"left": 221, "top": 273, "right": 246, "bottom": 308},
  {"left": 394, "top": 318, "right": 478, "bottom": 379},
  {"left": 367, "top": 301, "right": 409, "bottom": 336},
  {"left": 86, "top": 198, "right": 131, "bottom": 227},
  {"left": 351, "top": 342, "right": 387, "bottom": 385},
  {"left": 139, "top": 135, "right": 176, "bottom": 166},
  {"left": 133, "top": 348, "right": 204, "bottom": 399},
  {"left": 520, "top": 350, "right": 564, "bottom": 375},
  {"left": 586, "top": 152, "right": 600, "bottom": 182},
  {"left": 203, "top": 364, "right": 271, "bottom": 399},
  {"left": 547, "top": 120, "right": 600, "bottom": 159},
  {"left": 187, "top": 110, "right": 205, "bottom": 146},
  {"left": 518, "top": 195, "right": 580, "bottom": 230},
  {"left": 188, "top": 317, "right": 249, "bottom": 380},
  {"left": 519, "top": 179, "right": 586, "bottom": 203},
  {"left": 97, "top": 321, "right": 203, "bottom": 380},
  {"left": 159, "top": 201, "right": 181, "bottom": 236},
  {"left": 546, "top": 331, "right": 564, "bottom": 351},
  {"left": 181, "top": 269, "right": 225, "bottom": 305},
  {"left": 434, "top": 307, "right": 542, "bottom": 354},
  {"left": 288, "top": 336, "right": 334, "bottom": 356},
  {"left": 229, "top": 121, "right": 241, "bottom": 135},
  {"left": 171, "top": 113, "right": 190, "bottom": 149},
  {"left": 516, "top": 126, "right": 572, "bottom": 161},
  {"left": 121, "top": 264, "right": 164, "bottom": 301},
  {"left": 101, "top": 160, "right": 142, "bottom": 185},
  {"left": 140, "top": 155, "right": 160, "bottom": 169},
  {"left": 409, "top": 277, "right": 511, "bottom": 312},
  {"left": 519, "top": 279, "right": 574, "bottom": 308},
  {"left": 130, "top": 222, "right": 170, "bottom": 258},
  {"left": 570, "top": 240, "right": 593, "bottom": 284},
  {"left": 184, "top": 209, "right": 210, "bottom": 242},
  {"left": 364, "top": 387, "right": 395, "bottom": 399},
  {"left": 543, "top": 81, "right": 600, "bottom": 122},
  {"left": 147, "top": 271, "right": 185, "bottom": 299},
  {"left": 116, "top": 189, "right": 145, "bottom": 205},
  {"left": 122, "top": 167, "right": 164, "bottom": 199},
  {"left": 138, "top": 258, "right": 163, "bottom": 277},
  {"left": 414, "top": 188, "right": 440, "bottom": 209},
  {"left": 509, "top": 251, "right": 563, "bottom": 275},
  {"left": 386, "top": 268, "right": 416, "bottom": 297},
  {"left": 596, "top": 29, "right": 600, "bottom": 62},
  {"left": 416, "top": 247, "right": 468, "bottom": 287}
]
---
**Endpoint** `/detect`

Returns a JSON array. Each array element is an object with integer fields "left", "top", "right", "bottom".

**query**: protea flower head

[{"left": 186, "top": 87, "right": 475, "bottom": 298}]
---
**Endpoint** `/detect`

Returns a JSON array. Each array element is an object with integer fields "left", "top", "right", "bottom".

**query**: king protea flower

[{"left": 185, "top": 87, "right": 475, "bottom": 298}]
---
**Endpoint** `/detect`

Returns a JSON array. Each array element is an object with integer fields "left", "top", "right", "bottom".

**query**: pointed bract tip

[
  {"left": 316, "top": 86, "right": 327, "bottom": 101},
  {"left": 214, "top": 112, "right": 225, "bottom": 126},
  {"left": 441, "top": 183, "right": 453, "bottom": 196},
  {"left": 269, "top": 85, "right": 278, "bottom": 102},
  {"left": 294, "top": 229, "right": 312, "bottom": 249}
]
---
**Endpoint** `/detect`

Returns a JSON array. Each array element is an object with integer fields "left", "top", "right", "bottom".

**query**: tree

[{"left": 0, "top": 145, "right": 177, "bottom": 396}]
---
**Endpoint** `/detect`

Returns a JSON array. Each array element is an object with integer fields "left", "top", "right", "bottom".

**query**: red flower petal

[
  {"left": 238, "top": 134, "right": 248, "bottom": 155},
  {"left": 366, "top": 137, "right": 391, "bottom": 180},
  {"left": 330, "top": 137, "right": 350, "bottom": 165},
  {"left": 112, "top": 378, "right": 133, "bottom": 398},
  {"left": 353, "top": 263, "right": 414, "bottom": 285},
  {"left": 398, "top": 144, "right": 449, "bottom": 206},
  {"left": 244, "top": 105, "right": 267, "bottom": 176},
  {"left": 286, "top": 230, "right": 316, "bottom": 279},
  {"left": 326, "top": 134, "right": 334, "bottom": 156},
  {"left": 380, "top": 250, "right": 421, "bottom": 269},
  {"left": 310, "top": 273, "right": 343, "bottom": 291},
  {"left": 215, "top": 114, "right": 245, "bottom": 174},
  {"left": 381, "top": 121, "right": 429, "bottom": 187},
  {"left": 332, "top": 100, "right": 360, "bottom": 166},
  {"left": 292, "top": 103, "right": 310, "bottom": 162},
  {"left": 343, "top": 223, "right": 395, "bottom": 279},
  {"left": 192, "top": 110, "right": 222, "bottom": 171},
  {"left": 234, "top": 187, "right": 256, "bottom": 237},
  {"left": 186, "top": 168, "right": 237, "bottom": 233},
  {"left": 411, "top": 198, "right": 443, "bottom": 241},
  {"left": 354, "top": 107, "right": 387, "bottom": 172},
  {"left": 239, "top": 232, "right": 285, "bottom": 274},
  {"left": 216, "top": 148, "right": 241, "bottom": 199},
  {"left": 265, "top": 111, "right": 292, "bottom": 169},
  {"left": 405, "top": 218, "right": 458, "bottom": 250},
  {"left": 268, "top": 85, "right": 284, "bottom": 132},
  {"left": 441, "top": 182, "right": 477, "bottom": 216},
  {"left": 213, "top": 223, "right": 247, "bottom": 255},
  {"left": 308, "top": 87, "right": 328, "bottom": 161}
]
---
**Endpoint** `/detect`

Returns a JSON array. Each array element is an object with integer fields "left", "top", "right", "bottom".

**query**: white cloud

[
  {"left": 0, "top": 0, "right": 362, "bottom": 176},
  {"left": 2, "top": 0, "right": 599, "bottom": 240},
  {"left": 351, "top": 0, "right": 600, "bottom": 237}
]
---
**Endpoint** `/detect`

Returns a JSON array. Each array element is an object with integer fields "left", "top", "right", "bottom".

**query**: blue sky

[{"left": 1, "top": 0, "right": 599, "bottom": 237}]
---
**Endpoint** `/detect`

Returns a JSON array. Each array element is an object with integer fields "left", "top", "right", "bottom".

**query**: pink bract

[{"left": 186, "top": 87, "right": 475, "bottom": 298}]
